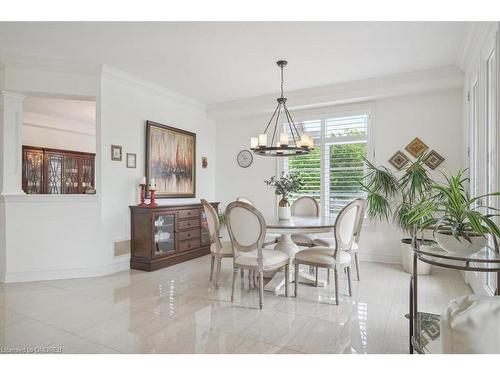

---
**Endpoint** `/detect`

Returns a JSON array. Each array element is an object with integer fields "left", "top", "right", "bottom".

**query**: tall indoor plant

[
  {"left": 360, "top": 153, "right": 437, "bottom": 273},
  {"left": 265, "top": 171, "right": 303, "bottom": 219}
]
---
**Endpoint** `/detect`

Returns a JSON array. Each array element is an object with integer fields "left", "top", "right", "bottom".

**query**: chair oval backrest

[
  {"left": 334, "top": 199, "right": 364, "bottom": 256},
  {"left": 236, "top": 196, "right": 255, "bottom": 206},
  {"left": 226, "top": 201, "right": 266, "bottom": 255},
  {"left": 291, "top": 196, "right": 319, "bottom": 217},
  {"left": 201, "top": 199, "right": 220, "bottom": 245},
  {"left": 353, "top": 198, "right": 367, "bottom": 244}
]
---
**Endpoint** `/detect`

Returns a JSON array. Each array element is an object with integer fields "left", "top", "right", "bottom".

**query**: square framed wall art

[
  {"left": 405, "top": 137, "right": 428, "bottom": 158},
  {"left": 126, "top": 153, "right": 137, "bottom": 168},
  {"left": 146, "top": 120, "right": 196, "bottom": 198},
  {"left": 424, "top": 150, "right": 445, "bottom": 170},
  {"left": 111, "top": 145, "right": 122, "bottom": 161},
  {"left": 389, "top": 151, "right": 410, "bottom": 170}
]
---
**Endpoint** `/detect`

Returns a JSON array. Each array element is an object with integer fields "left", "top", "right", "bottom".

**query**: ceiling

[
  {"left": 23, "top": 97, "right": 96, "bottom": 134},
  {"left": 0, "top": 22, "right": 466, "bottom": 104}
]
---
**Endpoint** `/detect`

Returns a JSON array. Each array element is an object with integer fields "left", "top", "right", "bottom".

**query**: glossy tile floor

[{"left": 0, "top": 257, "right": 471, "bottom": 354}]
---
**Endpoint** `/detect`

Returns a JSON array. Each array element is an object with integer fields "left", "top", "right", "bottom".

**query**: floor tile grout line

[{"left": 2, "top": 305, "right": 125, "bottom": 354}]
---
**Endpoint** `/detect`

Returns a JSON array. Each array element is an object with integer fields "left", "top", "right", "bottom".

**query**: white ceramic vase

[
  {"left": 400, "top": 239, "right": 432, "bottom": 275},
  {"left": 278, "top": 206, "right": 291, "bottom": 220},
  {"left": 434, "top": 231, "right": 487, "bottom": 255}
]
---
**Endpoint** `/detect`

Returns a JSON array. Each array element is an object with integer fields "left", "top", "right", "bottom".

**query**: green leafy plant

[
  {"left": 360, "top": 153, "right": 435, "bottom": 236},
  {"left": 432, "top": 170, "right": 500, "bottom": 242},
  {"left": 218, "top": 213, "right": 226, "bottom": 227},
  {"left": 264, "top": 171, "right": 304, "bottom": 199}
]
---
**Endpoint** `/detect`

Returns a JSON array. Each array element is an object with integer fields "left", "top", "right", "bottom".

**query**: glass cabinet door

[
  {"left": 153, "top": 213, "right": 176, "bottom": 256},
  {"left": 46, "top": 152, "right": 63, "bottom": 194},
  {"left": 200, "top": 210, "right": 211, "bottom": 246},
  {"left": 80, "top": 157, "right": 94, "bottom": 191},
  {"left": 63, "top": 155, "right": 79, "bottom": 194},
  {"left": 23, "top": 149, "right": 44, "bottom": 194}
]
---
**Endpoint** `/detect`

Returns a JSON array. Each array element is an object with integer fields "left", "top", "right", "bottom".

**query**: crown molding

[
  {"left": 0, "top": 54, "right": 102, "bottom": 76},
  {"left": 101, "top": 65, "right": 207, "bottom": 112},
  {"left": 458, "top": 22, "right": 499, "bottom": 74},
  {"left": 207, "top": 65, "right": 464, "bottom": 121}
]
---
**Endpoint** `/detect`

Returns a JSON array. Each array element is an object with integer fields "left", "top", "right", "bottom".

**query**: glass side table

[{"left": 409, "top": 240, "right": 500, "bottom": 354}]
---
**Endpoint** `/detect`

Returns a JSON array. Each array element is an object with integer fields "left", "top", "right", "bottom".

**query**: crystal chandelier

[{"left": 250, "top": 60, "right": 314, "bottom": 157}]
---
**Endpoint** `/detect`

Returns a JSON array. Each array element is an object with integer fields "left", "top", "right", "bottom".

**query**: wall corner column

[{"left": 0, "top": 90, "right": 26, "bottom": 196}]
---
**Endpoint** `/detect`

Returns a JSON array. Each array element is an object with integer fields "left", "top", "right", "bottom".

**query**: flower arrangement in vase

[{"left": 265, "top": 171, "right": 303, "bottom": 220}]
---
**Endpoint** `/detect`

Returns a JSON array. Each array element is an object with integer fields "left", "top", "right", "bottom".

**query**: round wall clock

[{"left": 237, "top": 150, "right": 253, "bottom": 168}]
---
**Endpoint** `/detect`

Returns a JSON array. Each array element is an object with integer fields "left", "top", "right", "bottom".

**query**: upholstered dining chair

[
  {"left": 201, "top": 199, "right": 234, "bottom": 288},
  {"left": 226, "top": 201, "right": 290, "bottom": 309},
  {"left": 290, "top": 196, "right": 320, "bottom": 247},
  {"left": 293, "top": 199, "right": 364, "bottom": 305},
  {"left": 236, "top": 196, "right": 280, "bottom": 246},
  {"left": 312, "top": 198, "right": 367, "bottom": 280}
]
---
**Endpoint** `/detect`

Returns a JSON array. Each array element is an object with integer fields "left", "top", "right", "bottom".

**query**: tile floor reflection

[{"left": 0, "top": 257, "right": 471, "bottom": 354}]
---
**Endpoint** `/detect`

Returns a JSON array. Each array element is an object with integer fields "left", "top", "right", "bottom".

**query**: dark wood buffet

[{"left": 129, "top": 202, "right": 219, "bottom": 271}]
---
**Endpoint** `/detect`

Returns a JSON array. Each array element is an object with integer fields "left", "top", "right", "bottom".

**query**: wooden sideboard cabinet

[
  {"left": 129, "top": 202, "right": 219, "bottom": 271},
  {"left": 22, "top": 145, "right": 95, "bottom": 194}
]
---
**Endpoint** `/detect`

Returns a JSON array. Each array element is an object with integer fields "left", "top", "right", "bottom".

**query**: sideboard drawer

[
  {"left": 178, "top": 209, "right": 200, "bottom": 220},
  {"left": 178, "top": 238, "right": 201, "bottom": 252},
  {"left": 178, "top": 228, "right": 200, "bottom": 241},
  {"left": 177, "top": 218, "right": 200, "bottom": 230}
]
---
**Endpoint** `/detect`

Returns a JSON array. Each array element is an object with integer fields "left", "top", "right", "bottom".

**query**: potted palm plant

[
  {"left": 265, "top": 171, "right": 303, "bottom": 220},
  {"left": 360, "top": 153, "right": 437, "bottom": 274},
  {"left": 431, "top": 170, "right": 500, "bottom": 255}
]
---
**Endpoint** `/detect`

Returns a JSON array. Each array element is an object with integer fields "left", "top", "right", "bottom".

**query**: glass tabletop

[
  {"left": 266, "top": 215, "right": 336, "bottom": 229},
  {"left": 414, "top": 241, "right": 500, "bottom": 263}
]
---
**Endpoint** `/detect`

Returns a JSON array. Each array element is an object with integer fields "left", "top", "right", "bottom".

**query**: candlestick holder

[
  {"left": 138, "top": 184, "right": 147, "bottom": 207},
  {"left": 148, "top": 187, "right": 158, "bottom": 208}
]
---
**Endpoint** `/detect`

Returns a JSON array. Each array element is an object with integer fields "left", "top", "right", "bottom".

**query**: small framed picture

[
  {"left": 202, "top": 156, "right": 208, "bottom": 168},
  {"left": 111, "top": 145, "right": 122, "bottom": 161},
  {"left": 126, "top": 153, "right": 137, "bottom": 168}
]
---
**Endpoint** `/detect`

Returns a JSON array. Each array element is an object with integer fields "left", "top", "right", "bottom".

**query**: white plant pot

[
  {"left": 278, "top": 206, "right": 291, "bottom": 220},
  {"left": 434, "top": 232, "right": 487, "bottom": 255},
  {"left": 401, "top": 240, "right": 432, "bottom": 275}
]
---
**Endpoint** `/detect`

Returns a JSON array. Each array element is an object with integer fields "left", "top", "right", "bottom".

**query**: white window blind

[{"left": 283, "top": 112, "right": 369, "bottom": 216}]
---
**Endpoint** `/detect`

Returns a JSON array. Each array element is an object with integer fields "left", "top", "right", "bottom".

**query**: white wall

[
  {"left": 99, "top": 68, "right": 216, "bottom": 257},
  {"left": 22, "top": 97, "right": 96, "bottom": 153},
  {"left": 215, "top": 88, "right": 464, "bottom": 264},
  {"left": 0, "top": 62, "right": 216, "bottom": 282}
]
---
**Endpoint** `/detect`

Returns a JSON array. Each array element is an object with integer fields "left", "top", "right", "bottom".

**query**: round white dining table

[{"left": 264, "top": 215, "right": 336, "bottom": 293}]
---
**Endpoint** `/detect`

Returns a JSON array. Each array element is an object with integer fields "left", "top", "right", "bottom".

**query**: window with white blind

[{"left": 282, "top": 110, "right": 370, "bottom": 216}]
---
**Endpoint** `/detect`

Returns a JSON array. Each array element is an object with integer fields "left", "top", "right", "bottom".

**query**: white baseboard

[{"left": 0, "top": 255, "right": 130, "bottom": 283}]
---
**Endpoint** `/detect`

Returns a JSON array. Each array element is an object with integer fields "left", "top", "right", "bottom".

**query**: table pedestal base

[{"left": 263, "top": 233, "right": 328, "bottom": 294}]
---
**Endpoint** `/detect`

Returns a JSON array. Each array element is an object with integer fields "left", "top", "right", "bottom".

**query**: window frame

[{"left": 277, "top": 103, "right": 374, "bottom": 218}]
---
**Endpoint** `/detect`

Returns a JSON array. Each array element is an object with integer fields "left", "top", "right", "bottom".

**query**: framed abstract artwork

[
  {"left": 424, "top": 150, "right": 445, "bottom": 170},
  {"left": 405, "top": 137, "right": 428, "bottom": 158},
  {"left": 388, "top": 151, "right": 410, "bottom": 170},
  {"left": 146, "top": 121, "right": 196, "bottom": 198}
]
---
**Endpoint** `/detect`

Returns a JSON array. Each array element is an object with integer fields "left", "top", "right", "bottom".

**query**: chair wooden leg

[
  {"left": 327, "top": 268, "right": 330, "bottom": 284},
  {"left": 284, "top": 264, "right": 289, "bottom": 297},
  {"left": 248, "top": 269, "right": 252, "bottom": 289},
  {"left": 231, "top": 268, "right": 237, "bottom": 302},
  {"left": 334, "top": 268, "right": 339, "bottom": 305},
  {"left": 355, "top": 253, "right": 361, "bottom": 281},
  {"left": 347, "top": 266, "right": 352, "bottom": 297},
  {"left": 258, "top": 273, "right": 264, "bottom": 309},
  {"left": 209, "top": 255, "right": 215, "bottom": 282},
  {"left": 294, "top": 263, "right": 299, "bottom": 297},
  {"left": 216, "top": 258, "right": 222, "bottom": 288},
  {"left": 315, "top": 267, "right": 319, "bottom": 287},
  {"left": 240, "top": 268, "right": 244, "bottom": 286}
]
